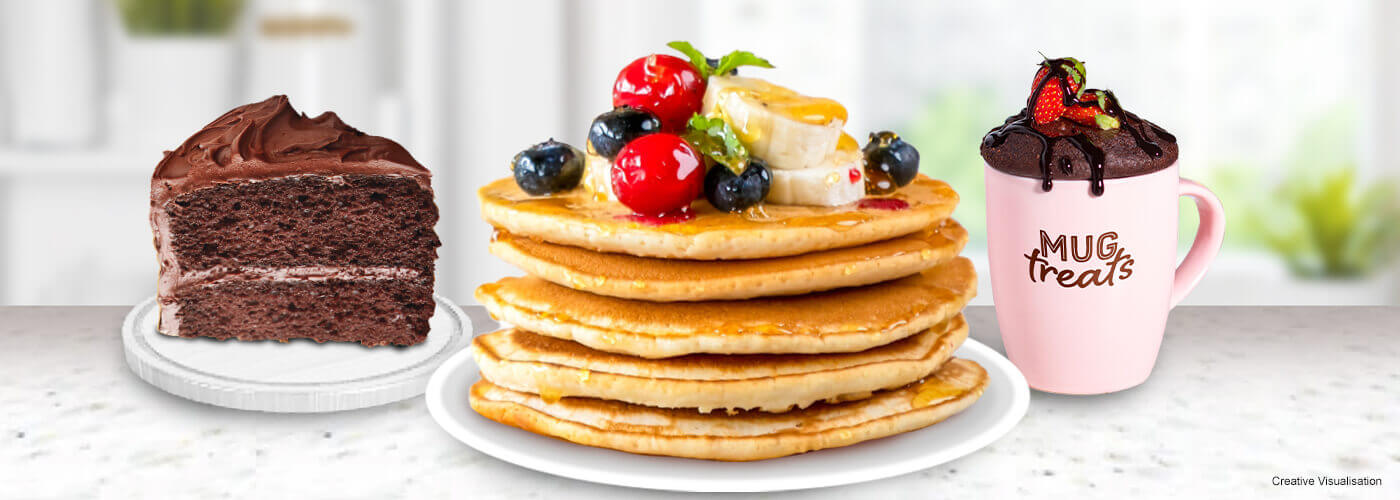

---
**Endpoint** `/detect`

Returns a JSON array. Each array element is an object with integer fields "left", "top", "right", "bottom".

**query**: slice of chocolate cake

[{"left": 150, "top": 95, "right": 441, "bottom": 346}]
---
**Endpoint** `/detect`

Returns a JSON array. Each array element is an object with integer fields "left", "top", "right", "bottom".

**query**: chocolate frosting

[
  {"left": 980, "top": 113, "right": 1178, "bottom": 181},
  {"left": 152, "top": 95, "right": 430, "bottom": 204}
]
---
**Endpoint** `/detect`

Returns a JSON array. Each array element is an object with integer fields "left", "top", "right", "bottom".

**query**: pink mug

[{"left": 984, "top": 163, "right": 1225, "bottom": 394}]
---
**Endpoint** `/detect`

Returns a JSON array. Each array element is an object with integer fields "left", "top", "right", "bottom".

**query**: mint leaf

[
  {"left": 683, "top": 114, "right": 748, "bottom": 172},
  {"left": 714, "top": 51, "right": 774, "bottom": 76},
  {"left": 687, "top": 114, "right": 721, "bottom": 134},
  {"left": 667, "top": 41, "right": 774, "bottom": 79},
  {"left": 666, "top": 41, "right": 713, "bottom": 79}
]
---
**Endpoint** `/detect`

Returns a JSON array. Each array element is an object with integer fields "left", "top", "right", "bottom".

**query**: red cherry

[
  {"left": 612, "top": 54, "right": 706, "bottom": 133},
  {"left": 610, "top": 134, "right": 705, "bottom": 215}
]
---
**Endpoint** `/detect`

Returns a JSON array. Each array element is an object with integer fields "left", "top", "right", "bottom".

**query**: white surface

[
  {"left": 2, "top": 306, "right": 1397, "bottom": 498},
  {"left": 425, "top": 337, "right": 1029, "bottom": 493},
  {"left": 121, "top": 295, "right": 470, "bottom": 413}
]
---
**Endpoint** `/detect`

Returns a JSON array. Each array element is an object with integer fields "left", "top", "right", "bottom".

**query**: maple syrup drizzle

[
  {"left": 716, "top": 80, "right": 848, "bottom": 125},
  {"left": 910, "top": 378, "right": 962, "bottom": 408},
  {"left": 981, "top": 59, "right": 1175, "bottom": 196},
  {"left": 539, "top": 386, "right": 564, "bottom": 404},
  {"left": 856, "top": 198, "right": 910, "bottom": 211},
  {"left": 618, "top": 207, "right": 696, "bottom": 225}
]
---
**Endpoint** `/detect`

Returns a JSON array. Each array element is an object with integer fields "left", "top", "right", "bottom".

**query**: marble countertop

[{"left": 1, "top": 305, "right": 1397, "bottom": 498}]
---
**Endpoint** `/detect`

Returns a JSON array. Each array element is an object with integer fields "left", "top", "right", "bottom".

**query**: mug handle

[{"left": 1171, "top": 178, "right": 1226, "bottom": 307}]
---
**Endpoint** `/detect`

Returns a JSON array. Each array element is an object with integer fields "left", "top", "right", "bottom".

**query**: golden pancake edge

[
  {"left": 469, "top": 358, "right": 988, "bottom": 461},
  {"left": 478, "top": 174, "right": 959, "bottom": 260},
  {"left": 490, "top": 218, "right": 968, "bottom": 301},
  {"left": 471, "top": 314, "right": 968, "bottom": 413},
  {"left": 475, "top": 257, "right": 977, "bottom": 358}
]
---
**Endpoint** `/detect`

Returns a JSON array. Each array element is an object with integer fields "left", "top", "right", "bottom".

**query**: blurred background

[{"left": 0, "top": 0, "right": 1396, "bottom": 306}]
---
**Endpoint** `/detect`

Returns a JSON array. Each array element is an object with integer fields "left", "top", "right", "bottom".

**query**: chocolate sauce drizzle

[{"left": 981, "top": 59, "right": 1175, "bottom": 196}]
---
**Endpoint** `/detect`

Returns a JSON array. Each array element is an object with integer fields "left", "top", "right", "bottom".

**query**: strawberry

[
  {"left": 1031, "top": 80, "right": 1067, "bottom": 124},
  {"left": 1029, "top": 56, "right": 1087, "bottom": 125},
  {"left": 1062, "top": 90, "right": 1121, "bottom": 130}
]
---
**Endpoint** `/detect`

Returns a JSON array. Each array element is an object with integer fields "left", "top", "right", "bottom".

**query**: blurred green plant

[
  {"left": 114, "top": 0, "right": 243, "bottom": 36},
  {"left": 899, "top": 87, "right": 998, "bottom": 245},
  {"left": 1250, "top": 167, "right": 1400, "bottom": 278},
  {"left": 1199, "top": 103, "right": 1400, "bottom": 279}
]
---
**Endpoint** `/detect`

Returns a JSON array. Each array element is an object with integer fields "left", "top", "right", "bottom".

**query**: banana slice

[
  {"left": 581, "top": 152, "right": 613, "bottom": 201},
  {"left": 702, "top": 75, "right": 847, "bottom": 171},
  {"left": 766, "top": 147, "right": 865, "bottom": 206}
]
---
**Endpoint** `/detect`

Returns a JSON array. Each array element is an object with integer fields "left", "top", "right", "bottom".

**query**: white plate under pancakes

[
  {"left": 122, "top": 294, "right": 471, "bottom": 413},
  {"left": 425, "top": 335, "right": 1029, "bottom": 493}
]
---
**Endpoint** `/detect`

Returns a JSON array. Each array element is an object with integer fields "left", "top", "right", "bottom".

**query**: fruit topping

[
  {"left": 765, "top": 147, "right": 864, "bottom": 206},
  {"left": 511, "top": 139, "right": 584, "bottom": 195},
  {"left": 862, "top": 131, "right": 920, "bottom": 195},
  {"left": 611, "top": 42, "right": 774, "bottom": 134},
  {"left": 588, "top": 106, "right": 662, "bottom": 160},
  {"left": 702, "top": 75, "right": 846, "bottom": 171},
  {"left": 685, "top": 114, "right": 771, "bottom": 212},
  {"left": 705, "top": 157, "right": 772, "bottom": 212},
  {"left": 1030, "top": 55, "right": 1085, "bottom": 125},
  {"left": 612, "top": 54, "right": 706, "bottom": 133},
  {"left": 985, "top": 55, "right": 1168, "bottom": 196},
  {"left": 611, "top": 133, "right": 705, "bottom": 215},
  {"left": 1062, "top": 90, "right": 1121, "bottom": 130}
]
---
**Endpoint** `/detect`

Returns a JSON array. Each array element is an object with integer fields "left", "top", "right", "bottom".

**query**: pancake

[
  {"left": 489, "top": 218, "right": 968, "bottom": 302},
  {"left": 472, "top": 314, "right": 967, "bottom": 413},
  {"left": 478, "top": 174, "right": 959, "bottom": 260},
  {"left": 469, "top": 357, "right": 987, "bottom": 461},
  {"left": 476, "top": 257, "right": 976, "bottom": 358}
]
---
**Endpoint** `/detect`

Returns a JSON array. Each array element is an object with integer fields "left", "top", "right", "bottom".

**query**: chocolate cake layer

[
  {"left": 160, "top": 174, "right": 439, "bottom": 273},
  {"left": 169, "top": 279, "right": 434, "bottom": 346}
]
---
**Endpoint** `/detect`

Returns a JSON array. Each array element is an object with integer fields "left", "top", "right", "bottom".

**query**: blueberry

[
  {"left": 704, "top": 158, "right": 771, "bottom": 212},
  {"left": 588, "top": 106, "right": 662, "bottom": 160},
  {"left": 863, "top": 131, "right": 919, "bottom": 195},
  {"left": 512, "top": 139, "right": 584, "bottom": 195}
]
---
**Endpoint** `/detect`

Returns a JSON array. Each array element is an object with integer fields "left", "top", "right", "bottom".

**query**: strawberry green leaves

[
  {"left": 1061, "top": 57, "right": 1086, "bottom": 98},
  {"left": 667, "top": 41, "right": 774, "bottom": 80},
  {"left": 1094, "top": 113, "right": 1121, "bottom": 130},
  {"left": 684, "top": 114, "right": 748, "bottom": 173}
]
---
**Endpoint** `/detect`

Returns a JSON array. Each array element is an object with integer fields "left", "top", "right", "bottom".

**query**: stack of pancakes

[{"left": 469, "top": 175, "right": 986, "bottom": 461}]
